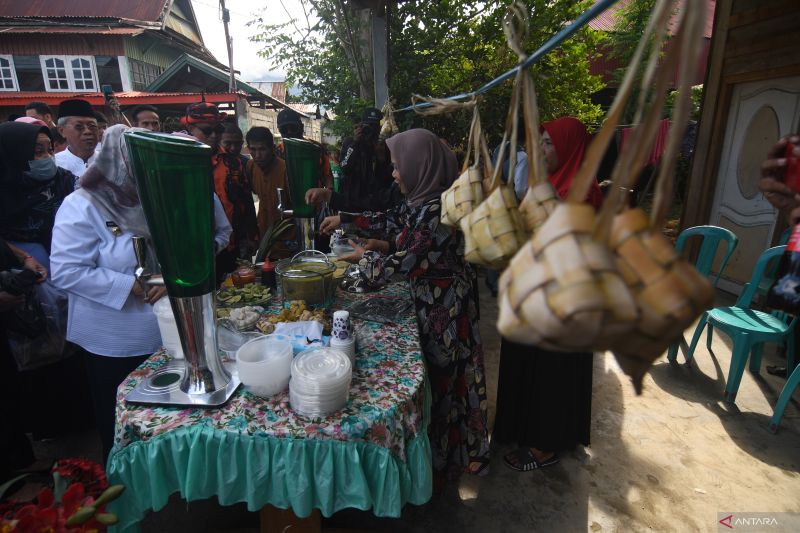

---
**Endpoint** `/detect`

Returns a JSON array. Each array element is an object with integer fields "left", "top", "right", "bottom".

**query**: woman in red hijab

[
  {"left": 541, "top": 116, "right": 603, "bottom": 208},
  {"left": 493, "top": 116, "right": 597, "bottom": 472}
]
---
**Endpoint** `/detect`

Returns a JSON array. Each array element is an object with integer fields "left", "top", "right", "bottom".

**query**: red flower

[
  {"left": 0, "top": 458, "right": 117, "bottom": 533},
  {"left": 61, "top": 483, "right": 86, "bottom": 517},
  {"left": 53, "top": 458, "right": 108, "bottom": 498},
  {"left": 37, "top": 487, "right": 54, "bottom": 508}
]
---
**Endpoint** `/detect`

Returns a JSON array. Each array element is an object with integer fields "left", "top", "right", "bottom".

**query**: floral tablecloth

[{"left": 106, "top": 283, "right": 431, "bottom": 532}]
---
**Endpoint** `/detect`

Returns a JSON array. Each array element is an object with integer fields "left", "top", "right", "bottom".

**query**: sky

[{"left": 191, "top": 0, "right": 308, "bottom": 82}]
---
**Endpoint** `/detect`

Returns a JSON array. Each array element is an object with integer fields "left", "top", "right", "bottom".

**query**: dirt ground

[{"left": 27, "top": 282, "right": 800, "bottom": 532}]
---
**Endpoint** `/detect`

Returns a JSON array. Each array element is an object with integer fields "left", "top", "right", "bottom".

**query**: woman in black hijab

[
  {"left": 0, "top": 121, "right": 91, "bottom": 441},
  {"left": 0, "top": 121, "right": 77, "bottom": 267}
]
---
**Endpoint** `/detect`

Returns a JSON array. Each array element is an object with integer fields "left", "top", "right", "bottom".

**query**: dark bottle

[
  {"left": 261, "top": 259, "right": 276, "bottom": 290},
  {"left": 766, "top": 144, "right": 800, "bottom": 314}
]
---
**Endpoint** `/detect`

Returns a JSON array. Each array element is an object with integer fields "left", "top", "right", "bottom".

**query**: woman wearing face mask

[
  {"left": 0, "top": 121, "right": 93, "bottom": 444},
  {"left": 339, "top": 129, "right": 491, "bottom": 486},
  {"left": 0, "top": 122, "right": 77, "bottom": 268}
]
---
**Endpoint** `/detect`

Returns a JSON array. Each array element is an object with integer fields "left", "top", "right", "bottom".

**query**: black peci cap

[{"left": 58, "top": 99, "right": 94, "bottom": 119}]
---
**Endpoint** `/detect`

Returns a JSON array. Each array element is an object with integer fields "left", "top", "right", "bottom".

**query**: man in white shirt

[{"left": 54, "top": 99, "right": 98, "bottom": 179}]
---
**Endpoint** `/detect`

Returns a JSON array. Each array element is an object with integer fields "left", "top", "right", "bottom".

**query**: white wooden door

[{"left": 708, "top": 76, "right": 800, "bottom": 294}]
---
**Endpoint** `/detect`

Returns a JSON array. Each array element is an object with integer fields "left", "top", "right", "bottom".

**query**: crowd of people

[{"left": 6, "top": 93, "right": 789, "bottom": 495}]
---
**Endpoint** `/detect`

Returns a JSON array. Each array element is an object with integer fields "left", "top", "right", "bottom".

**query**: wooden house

[
  {"left": 0, "top": 0, "right": 284, "bottom": 123},
  {"left": 681, "top": 0, "right": 800, "bottom": 293}
]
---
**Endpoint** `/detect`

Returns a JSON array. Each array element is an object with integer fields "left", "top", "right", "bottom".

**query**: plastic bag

[{"left": 7, "top": 280, "right": 74, "bottom": 371}]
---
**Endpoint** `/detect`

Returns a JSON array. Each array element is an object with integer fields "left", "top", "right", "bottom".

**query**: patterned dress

[{"left": 345, "top": 198, "right": 490, "bottom": 477}]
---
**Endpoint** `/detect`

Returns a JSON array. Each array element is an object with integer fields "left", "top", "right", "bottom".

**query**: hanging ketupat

[
  {"left": 460, "top": 68, "right": 529, "bottom": 269},
  {"left": 604, "top": 0, "right": 713, "bottom": 393},
  {"left": 496, "top": 0, "right": 678, "bottom": 355}
]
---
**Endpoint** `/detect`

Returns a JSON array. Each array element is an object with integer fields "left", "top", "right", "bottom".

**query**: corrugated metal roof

[
  {"left": 589, "top": 0, "right": 715, "bottom": 38},
  {"left": 146, "top": 54, "right": 287, "bottom": 109},
  {"left": 0, "top": 0, "right": 168, "bottom": 22},
  {"left": 0, "top": 26, "right": 143, "bottom": 35},
  {"left": 0, "top": 91, "right": 241, "bottom": 107},
  {"left": 248, "top": 81, "right": 287, "bottom": 102},
  {"left": 288, "top": 103, "right": 319, "bottom": 117}
]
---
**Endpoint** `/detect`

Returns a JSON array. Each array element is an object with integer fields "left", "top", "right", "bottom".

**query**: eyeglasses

[
  {"left": 70, "top": 122, "right": 98, "bottom": 133},
  {"left": 194, "top": 124, "right": 224, "bottom": 136}
]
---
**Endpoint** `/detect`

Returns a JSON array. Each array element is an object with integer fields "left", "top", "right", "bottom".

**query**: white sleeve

[
  {"left": 213, "top": 193, "right": 232, "bottom": 254},
  {"left": 514, "top": 152, "right": 530, "bottom": 202},
  {"left": 49, "top": 196, "right": 135, "bottom": 311}
]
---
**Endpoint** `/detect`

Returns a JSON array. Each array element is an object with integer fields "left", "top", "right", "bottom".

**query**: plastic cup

[{"left": 153, "top": 297, "right": 184, "bottom": 359}]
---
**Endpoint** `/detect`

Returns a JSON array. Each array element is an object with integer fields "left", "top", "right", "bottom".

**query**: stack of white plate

[{"left": 290, "top": 347, "right": 352, "bottom": 417}]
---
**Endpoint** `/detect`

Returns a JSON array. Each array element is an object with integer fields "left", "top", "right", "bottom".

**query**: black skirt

[{"left": 492, "top": 338, "right": 593, "bottom": 452}]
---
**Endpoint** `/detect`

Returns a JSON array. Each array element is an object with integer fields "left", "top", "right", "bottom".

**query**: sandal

[
  {"left": 467, "top": 459, "right": 491, "bottom": 477},
  {"left": 503, "top": 448, "right": 559, "bottom": 472}
]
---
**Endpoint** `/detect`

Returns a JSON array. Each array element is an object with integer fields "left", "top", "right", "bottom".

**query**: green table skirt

[{"left": 107, "top": 424, "right": 432, "bottom": 532}]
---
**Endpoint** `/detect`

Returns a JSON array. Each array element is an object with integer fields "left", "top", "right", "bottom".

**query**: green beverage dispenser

[
  {"left": 124, "top": 131, "right": 237, "bottom": 405},
  {"left": 282, "top": 137, "right": 321, "bottom": 250}
]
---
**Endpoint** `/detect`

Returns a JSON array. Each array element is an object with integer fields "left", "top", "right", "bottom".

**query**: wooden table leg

[{"left": 259, "top": 505, "right": 321, "bottom": 533}]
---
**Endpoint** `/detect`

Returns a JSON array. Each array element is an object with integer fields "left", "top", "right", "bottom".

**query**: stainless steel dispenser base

[
  {"left": 125, "top": 292, "right": 238, "bottom": 407},
  {"left": 125, "top": 359, "right": 240, "bottom": 407}
]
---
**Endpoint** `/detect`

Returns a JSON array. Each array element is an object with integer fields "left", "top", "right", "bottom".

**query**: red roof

[
  {"left": 0, "top": 91, "right": 241, "bottom": 107},
  {"left": 590, "top": 0, "right": 715, "bottom": 39},
  {"left": 0, "top": 26, "right": 143, "bottom": 35},
  {"left": 0, "top": 0, "right": 168, "bottom": 22}
]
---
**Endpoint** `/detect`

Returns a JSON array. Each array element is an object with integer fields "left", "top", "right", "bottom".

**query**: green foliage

[
  {"left": 250, "top": 0, "right": 607, "bottom": 146},
  {"left": 609, "top": 0, "right": 657, "bottom": 66},
  {"left": 665, "top": 85, "right": 704, "bottom": 121}
]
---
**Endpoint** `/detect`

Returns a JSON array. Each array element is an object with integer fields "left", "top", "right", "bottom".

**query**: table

[{"left": 106, "top": 283, "right": 432, "bottom": 532}]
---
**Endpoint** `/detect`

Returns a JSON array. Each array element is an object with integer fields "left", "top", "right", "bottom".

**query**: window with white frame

[
  {"left": 40, "top": 55, "right": 98, "bottom": 92},
  {"left": 0, "top": 55, "right": 19, "bottom": 91}
]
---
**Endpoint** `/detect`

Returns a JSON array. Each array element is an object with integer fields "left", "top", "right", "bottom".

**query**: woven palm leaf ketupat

[
  {"left": 379, "top": 98, "right": 399, "bottom": 141},
  {"left": 608, "top": 210, "right": 713, "bottom": 391},
  {"left": 496, "top": 0, "right": 676, "bottom": 351},
  {"left": 460, "top": 68, "right": 529, "bottom": 269},
  {"left": 497, "top": 202, "right": 638, "bottom": 350},
  {"left": 440, "top": 103, "right": 492, "bottom": 226},
  {"left": 605, "top": 0, "right": 712, "bottom": 393}
]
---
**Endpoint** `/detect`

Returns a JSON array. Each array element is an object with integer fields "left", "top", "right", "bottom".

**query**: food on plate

[
  {"left": 217, "top": 284, "right": 271, "bottom": 306},
  {"left": 255, "top": 300, "right": 330, "bottom": 333},
  {"left": 228, "top": 306, "right": 261, "bottom": 330},
  {"left": 255, "top": 318, "right": 275, "bottom": 334}
]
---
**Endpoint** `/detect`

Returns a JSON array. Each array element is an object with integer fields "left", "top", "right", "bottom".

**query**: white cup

[
  {"left": 329, "top": 336, "right": 356, "bottom": 365},
  {"left": 153, "top": 297, "right": 183, "bottom": 359}
]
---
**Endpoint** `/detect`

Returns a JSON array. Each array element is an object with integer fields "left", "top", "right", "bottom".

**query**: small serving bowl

[{"left": 236, "top": 337, "right": 293, "bottom": 398}]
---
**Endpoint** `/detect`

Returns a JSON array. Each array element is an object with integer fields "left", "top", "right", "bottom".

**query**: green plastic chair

[
  {"left": 677, "top": 245, "right": 796, "bottom": 403},
  {"left": 769, "top": 363, "right": 800, "bottom": 433},
  {"left": 667, "top": 225, "right": 738, "bottom": 361}
]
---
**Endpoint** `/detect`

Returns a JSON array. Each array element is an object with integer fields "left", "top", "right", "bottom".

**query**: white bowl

[{"left": 236, "top": 337, "right": 293, "bottom": 398}]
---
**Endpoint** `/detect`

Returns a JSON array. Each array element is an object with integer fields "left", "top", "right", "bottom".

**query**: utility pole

[
  {"left": 371, "top": 1, "right": 388, "bottom": 107},
  {"left": 220, "top": 0, "right": 236, "bottom": 93}
]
